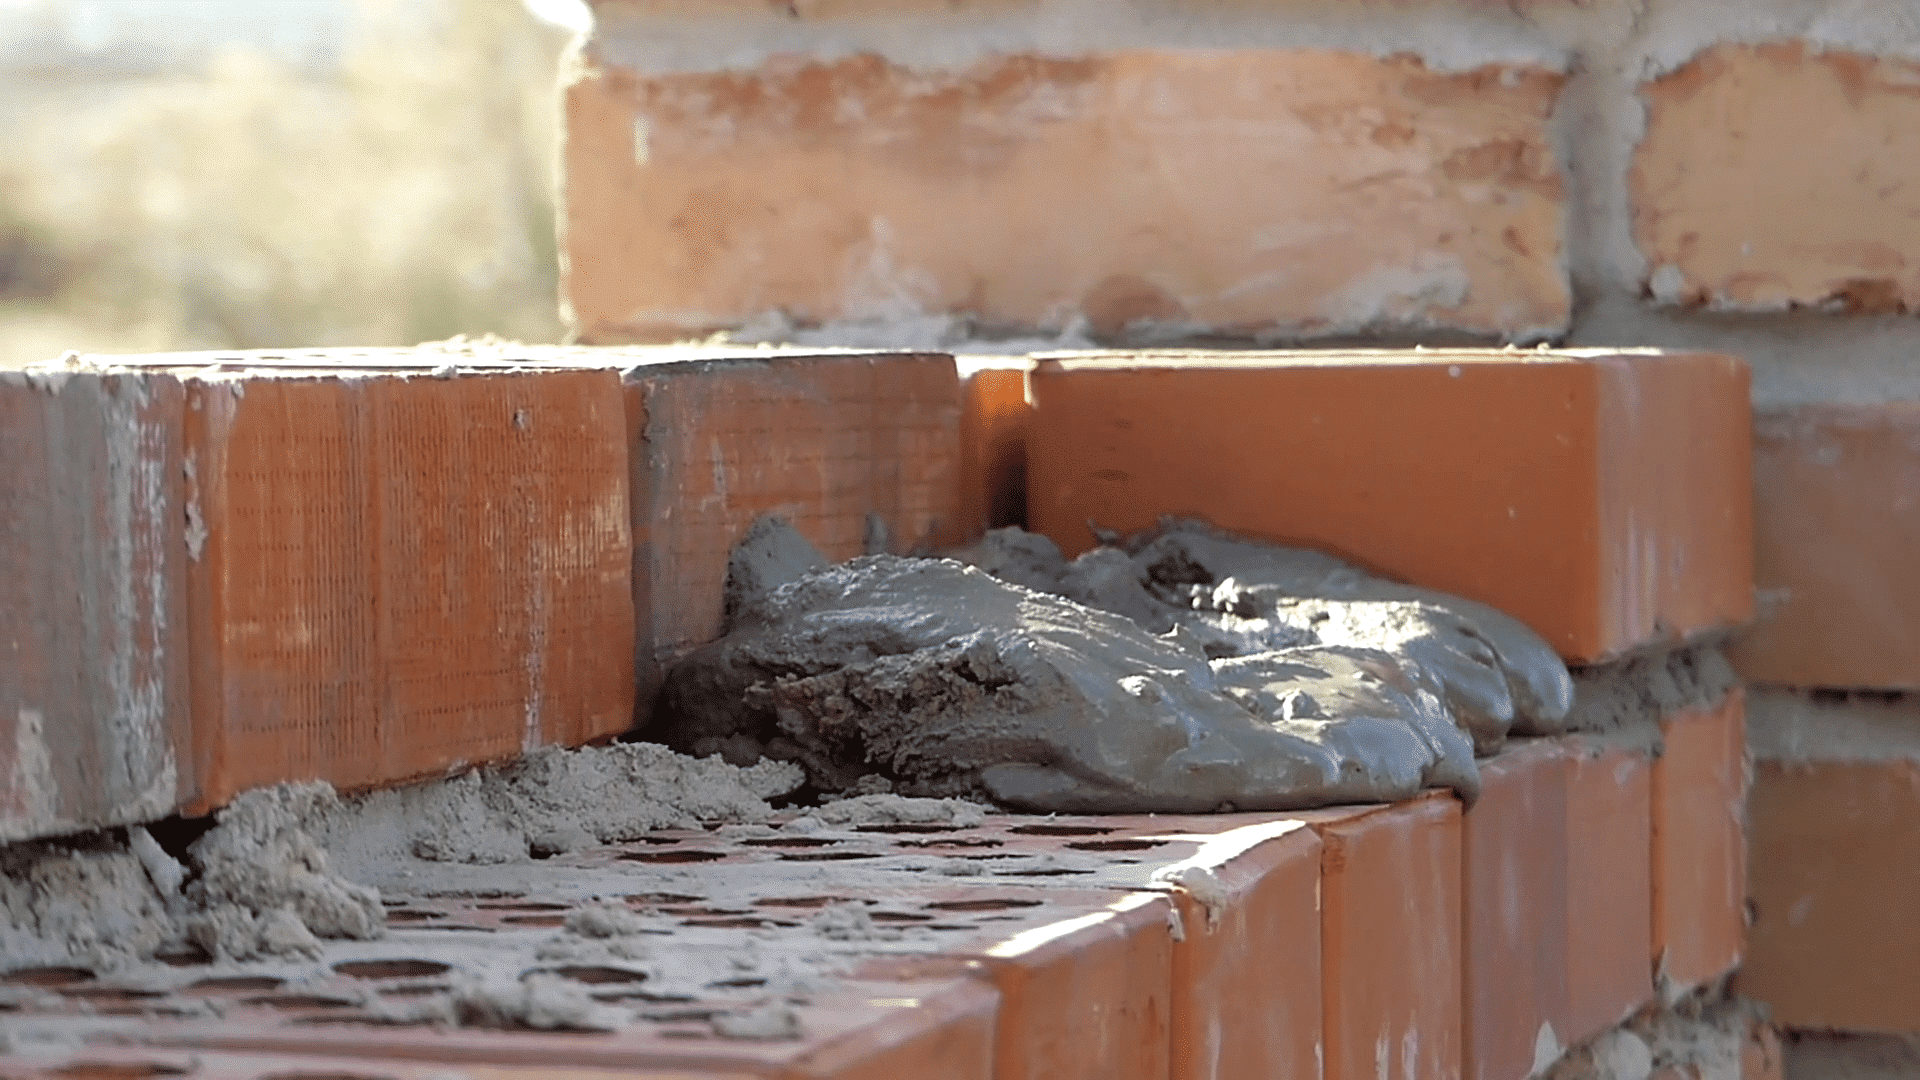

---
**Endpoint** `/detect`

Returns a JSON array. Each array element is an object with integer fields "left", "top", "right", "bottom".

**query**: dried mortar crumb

[{"left": 314, "top": 741, "right": 805, "bottom": 876}]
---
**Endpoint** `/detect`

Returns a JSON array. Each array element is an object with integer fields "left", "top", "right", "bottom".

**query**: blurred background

[{"left": 0, "top": 0, "right": 590, "bottom": 361}]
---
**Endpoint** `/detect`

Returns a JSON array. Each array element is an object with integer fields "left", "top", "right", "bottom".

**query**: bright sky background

[{"left": 0, "top": 0, "right": 592, "bottom": 71}]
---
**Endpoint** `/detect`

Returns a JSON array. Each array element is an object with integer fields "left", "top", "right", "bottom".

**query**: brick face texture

[
  {"left": 1651, "top": 691, "right": 1747, "bottom": 990},
  {"left": 183, "top": 369, "right": 635, "bottom": 811},
  {"left": 1636, "top": 43, "right": 1920, "bottom": 313},
  {"left": 1742, "top": 758, "right": 1920, "bottom": 1033},
  {"left": 0, "top": 372, "right": 190, "bottom": 841},
  {"left": 564, "top": 51, "right": 1569, "bottom": 342},
  {"left": 1730, "top": 404, "right": 1920, "bottom": 690}
]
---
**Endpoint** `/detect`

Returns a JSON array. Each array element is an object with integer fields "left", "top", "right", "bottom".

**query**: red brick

[
  {"left": 1314, "top": 792, "right": 1462, "bottom": 1080},
  {"left": 1564, "top": 739, "right": 1653, "bottom": 1041},
  {"left": 1026, "top": 349, "right": 1754, "bottom": 663},
  {"left": 1635, "top": 43, "right": 1920, "bottom": 313},
  {"left": 1651, "top": 691, "right": 1746, "bottom": 990},
  {"left": 564, "top": 52, "right": 1568, "bottom": 343},
  {"left": 958, "top": 367, "right": 1032, "bottom": 534},
  {"left": 1144, "top": 818, "right": 1324, "bottom": 1080},
  {"left": 1, "top": 369, "right": 191, "bottom": 840},
  {"left": 178, "top": 364, "right": 635, "bottom": 810},
  {"left": 1729, "top": 404, "right": 1920, "bottom": 690},
  {"left": 623, "top": 351, "right": 962, "bottom": 711},
  {"left": 1464, "top": 740, "right": 1571, "bottom": 1080},
  {"left": 961, "top": 891, "right": 1174, "bottom": 1080},
  {"left": 1740, "top": 757, "right": 1920, "bottom": 1032}
]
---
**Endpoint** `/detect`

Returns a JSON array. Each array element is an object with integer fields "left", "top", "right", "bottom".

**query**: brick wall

[{"left": 562, "top": 0, "right": 1920, "bottom": 1043}]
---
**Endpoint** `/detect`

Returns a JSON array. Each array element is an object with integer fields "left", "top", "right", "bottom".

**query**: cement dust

[
  {"left": 0, "top": 741, "right": 804, "bottom": 981},
  {"left": 655, "top": 519, "right": 1580, "bottom": 813},
  {"left": 315, "top": 739, "right": 804, "bottom": 876}
]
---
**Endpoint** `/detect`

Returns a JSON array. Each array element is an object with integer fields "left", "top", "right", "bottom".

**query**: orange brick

[
  {"left": 1740, "top": 757, "right": 1920, "bottom": 1032},
  {"left": 1635, "top": 43, "right": 1920, "bottom": 313},
  {"left": 1651, "top": 690, "right": 1746, "bottom": 990},
  {"left": 1564, "top": 740, "right": 1653, "bottom": 1041},
  {"left": 1464, "top": 740, "right": 1571, "bottom": 1080},
  {"left": 623, "top": 352, "right": 961, "bottom": 711},
  {"left": 1, "top": 369, "right": 191, "bottom": 840},
  {"left": 1154, "top": 819, "right": 1323, "bottom": 1080},
  {"left": 564, "top": 52, "right": 1568, "bottom": 343},
  {"left": 178, "top": 365, "right": 635, "bottom": 810},
  {"left": 1315, "top": 792, "right": 1462, "bottom": 1080},
  {"left": 1729, "top": 404, "right": 1920, "bottom": 689},
  {"left": 958, "top": 367, "right": 1032, "bottom": 534},
  {"left": 969, "top": 891, "right": 1174, "bottom": 1080},
  {"left": 1026, "top": 350, "right": 1754, "bottom": 663}
]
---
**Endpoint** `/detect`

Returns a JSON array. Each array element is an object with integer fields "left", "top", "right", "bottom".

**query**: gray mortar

[
  {"left": 1563, "top": 644, "right": 1740, "bottom": 756},
  {"left": 1783, "top": 1034, "right": 1920, "bottom": 1080},
  {"left": 651, "top": 519, "right": 1588, "bottom": 812},
  {"left": 974, "top": 520, "right": 1576, "bottom": 741},
  {"left": 1544, "top": 982, "right": 1761, "bottom": 1080},
  {"left": 1746, "top": 689, "right": 1920, "bottom": 764}
]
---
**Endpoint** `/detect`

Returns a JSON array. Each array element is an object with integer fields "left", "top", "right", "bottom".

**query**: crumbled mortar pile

[
  {"left": 178, "top": 784, "right": 386, "bottom": 961},
  {"left": 0, "top": 785, "right": 382, "bottom": 971},
  {"left": 316, "top": 739, "right": 805, "bottom": 868},
  {"left": 0, "top": 743, "right": 805, "bottom": 973},
  {"left": 1544, "top": 983, "right": 1760, "bottom": 1080},
  {"left": 655, "top": 519, "right": 1578, "bottom": 813}
]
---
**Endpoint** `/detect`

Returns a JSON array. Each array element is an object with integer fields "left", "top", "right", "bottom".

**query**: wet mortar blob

[{"left": 655, "top": 517, "right": 1579, "bottom": 813}]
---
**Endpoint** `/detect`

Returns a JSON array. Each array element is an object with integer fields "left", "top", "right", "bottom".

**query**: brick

[
  {"left": 1137, "top": 818, "right": 1324, "bottom": 1080},
  {"left": 1635, "top": 43, "right": 1920, "bottom": 313},
  {"left": 850, "top": 813, "right": 1319, "bottom": 1080},
  {"left": 1564, "top": 739, "right": 1653, "bottom": 1041},
  {"left": 623, "top": 352, "right": 962, "bottom": 711},
  {"left": 1740, "top": 757, "right": 1920, "bottom": 1032},
  {"left": 1464, "top": 740, "right": 1571, "bottom": 1080},
  {"left": 178, "top": 364, "right": 635, "bottom": 810},
  {"left": 1729, "top": 405, "right": 1920, "bottom": 690},
  {"left": 1026, "top": 349, "right": 1754, "bottom": 663},
  {"left": 564, "top": 51, "right": 1569, "bottom": 343},
  {"left": 958, "top": 367, "right": 1032, "bottom": 534},
  {"left": 1651, "top": 690, "right": 1746, "bottom": 990},
  {"left": 531, "top": 814, "right": 1172, "bottom": 1080},
  {"left": 1, "top": 370, "right": 190, "bottom": 840},
  {"left": 1315, "top": 792, "right": 1462, "bottom": 1080},
  {"left": 868, "top": 892, "right": 1176, "bottom": 1080}
]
